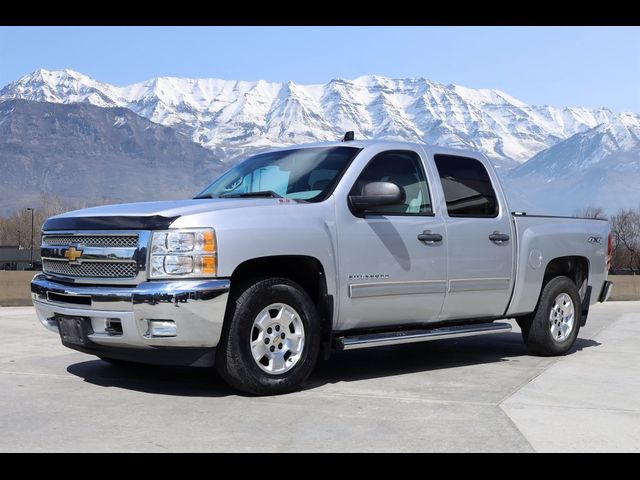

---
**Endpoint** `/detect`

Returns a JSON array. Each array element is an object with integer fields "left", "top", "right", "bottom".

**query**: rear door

[{"left": 432, "top": 153, "right": 515, "bottom": 320}]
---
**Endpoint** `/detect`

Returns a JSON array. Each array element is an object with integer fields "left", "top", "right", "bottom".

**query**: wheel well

[
  {"left": 543, "top": 256, "right": 589, "bottom": 300},
  {"left": 229, "top": 255, "right": 333, "bottom": 340}
]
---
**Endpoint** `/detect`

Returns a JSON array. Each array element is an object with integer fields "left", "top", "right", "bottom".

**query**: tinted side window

[
  {"left": 434, "top": 155, "right": 498, "bottom": 217},
  {"left": 350, "top": 150, "right": 432, "bottom": 215}
]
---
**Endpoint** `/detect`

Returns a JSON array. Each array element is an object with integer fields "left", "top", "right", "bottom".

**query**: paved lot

[{"left": 0, "top": 302, "right": 638, "bottom": 452}]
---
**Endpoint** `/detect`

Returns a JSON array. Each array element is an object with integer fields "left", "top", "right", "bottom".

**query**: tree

[
  {"left": 610, "top": 208, "right": 640, "bottom": 272},
  {"left": 574, "top": 206, "right": 607, "bottom": 219},
  {"left": 572, "top": 206, "right": 640, "bottom": 273},
  {"left": 0, "top": 194, "right": 88, "bottom": 247}
]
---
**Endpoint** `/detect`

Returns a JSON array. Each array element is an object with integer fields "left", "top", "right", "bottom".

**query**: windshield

[{"left": 195, "top": 146, "right": 361, "bottom": 201}]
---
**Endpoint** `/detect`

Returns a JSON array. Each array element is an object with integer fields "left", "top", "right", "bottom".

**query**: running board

[{"left": 335, "top": 322, "right": 512, "bottom": 351}]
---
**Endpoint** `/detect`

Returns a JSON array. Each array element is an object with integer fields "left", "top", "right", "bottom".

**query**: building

[{"left": 0, "top": 246, "right": 41, "bottom": 270}]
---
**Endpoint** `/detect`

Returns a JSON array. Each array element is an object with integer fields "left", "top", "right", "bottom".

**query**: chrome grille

[
  {"left": 43, "top": 235, "right": 138, "bottom": 248},
  {"left": 41, "top": 230, "right": 147, "bottom": 284},
  {"left": 43, "top": 259, "right": 138, "bottom": 279}
]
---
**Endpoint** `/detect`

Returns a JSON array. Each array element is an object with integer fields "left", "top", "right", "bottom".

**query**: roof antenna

[{"left": 342, "top": 131, "right": 354, "bottom": 142}]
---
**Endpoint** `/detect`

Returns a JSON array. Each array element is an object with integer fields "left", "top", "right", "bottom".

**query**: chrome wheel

[
  {"left": 549, "top": 293, "right": 575, "bottom": 342},
  {"left": 250, "top": 303, "right": 305, "bottom": 375}
]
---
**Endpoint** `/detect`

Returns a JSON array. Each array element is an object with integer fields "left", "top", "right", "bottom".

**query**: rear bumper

[
  {"left": 31, "top": 273, "right": 230, "bottom": 366},
  {"left": 598, "top": 280, "right": 613, "bottom": 303}
]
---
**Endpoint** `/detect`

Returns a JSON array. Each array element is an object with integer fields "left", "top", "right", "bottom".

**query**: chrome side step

[{"left": 335, "top": 322, "right": 512, "bottom": 351}]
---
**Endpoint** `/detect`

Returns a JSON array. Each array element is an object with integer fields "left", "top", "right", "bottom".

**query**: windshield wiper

[
  {"left": 194, "top": 190, "right": 284, "bottom": 199},
  {"left": 193, "top": 193, "right": 219, "bottom": 199},
  {"left": 219, "top": 191, "right": 283, "bottom": 199}
]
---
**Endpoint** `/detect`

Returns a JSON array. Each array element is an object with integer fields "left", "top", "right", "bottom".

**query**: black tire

[
  {"left": 215, "top": 278, "right": 321, "bottom": 395},
  {"left": 519, "top": 275, "right": 581, "bottom": 356}
]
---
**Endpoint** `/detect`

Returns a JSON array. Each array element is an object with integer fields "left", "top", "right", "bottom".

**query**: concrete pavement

[
  {"left": 0, "top": 302, "right": 638, "bottom": 452},
  {"left": 501, "top": 302, "right": 640, "bottom": 452}
]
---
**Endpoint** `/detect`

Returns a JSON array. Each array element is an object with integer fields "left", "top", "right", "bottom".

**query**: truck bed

[{"left": 506, "top": 213, "right": 610, "bottom": 316}]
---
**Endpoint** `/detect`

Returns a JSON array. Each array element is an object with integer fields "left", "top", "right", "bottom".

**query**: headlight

[{"left": 150, "top": 228, "right": 217, "bottom": 279}]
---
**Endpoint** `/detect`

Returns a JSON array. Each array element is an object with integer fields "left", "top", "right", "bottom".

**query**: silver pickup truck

[{"left": 31, "top": 138, "right": 613, "bottom": 394}]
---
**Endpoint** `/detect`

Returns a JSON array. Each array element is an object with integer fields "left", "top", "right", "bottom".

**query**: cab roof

[{"left": 271, "top": 139, "right": 490, "bottom": 164}]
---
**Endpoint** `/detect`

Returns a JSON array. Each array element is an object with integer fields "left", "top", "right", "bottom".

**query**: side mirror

[{"left": 349, "top": 181, "right": 405, "bottom": 211}]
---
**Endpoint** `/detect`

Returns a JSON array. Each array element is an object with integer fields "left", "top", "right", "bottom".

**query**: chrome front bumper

[{"left": 31, "top": 273, "right": 230, "bottom": 354}]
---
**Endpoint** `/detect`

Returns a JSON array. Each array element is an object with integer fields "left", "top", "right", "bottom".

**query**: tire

[
  {"left": 215, "top": 278, "right": 321, "bottom": 395},
  {"left": 519, "top": 275, "right": 581, "bottom": 356}
]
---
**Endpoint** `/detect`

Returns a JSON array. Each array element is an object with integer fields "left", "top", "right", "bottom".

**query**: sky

[{"left": 1, "top": 26, "right": 639, "bottom": 112}]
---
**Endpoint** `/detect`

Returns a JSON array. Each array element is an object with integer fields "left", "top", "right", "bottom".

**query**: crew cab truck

[{"left": 31, "top": 138, "right": 613, "bottom": 395}]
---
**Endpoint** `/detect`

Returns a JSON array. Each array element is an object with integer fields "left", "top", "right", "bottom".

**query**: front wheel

[
  {"left": 519, "top": 275, "right": 581, "bottom": 356},
  {"left": 215, "top": 278, "right": 321, "bottom": 395}
]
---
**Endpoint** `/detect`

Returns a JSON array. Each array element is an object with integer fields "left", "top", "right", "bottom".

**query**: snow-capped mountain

[
  {"left": 2, "top": 69, "right": 635, "bottom": 169},
  {"left": 1, "top": 68, "right": 639, "bottom": 216},
  {"left": 505, "top": 115, "right": 640, "bottom": 215}
]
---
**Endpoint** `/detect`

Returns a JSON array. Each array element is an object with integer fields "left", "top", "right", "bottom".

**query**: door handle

[
  {"left": 489, "top": 231, "right": 510, "bottom": 244},
  {"left": 418, "top": 231, "right": 443, "bottom": 244}
]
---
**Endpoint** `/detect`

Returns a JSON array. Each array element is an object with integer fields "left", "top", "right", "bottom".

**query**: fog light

[{"left": 146, "top": 320, "right": 177, "bottom": 337}]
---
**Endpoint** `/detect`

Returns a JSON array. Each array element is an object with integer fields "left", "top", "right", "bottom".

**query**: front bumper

[{"left": 31, "top": 273, "right": 230, "bottom": 366}]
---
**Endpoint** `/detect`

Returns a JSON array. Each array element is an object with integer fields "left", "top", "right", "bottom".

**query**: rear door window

[{"left": 434, "top": 154, "right": 498, "bottom": 217}]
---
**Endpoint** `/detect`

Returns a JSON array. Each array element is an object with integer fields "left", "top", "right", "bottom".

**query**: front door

[
  {"left": 433, "top": 153, "right": 515, "bottom": 320},
  {"left": 335, "top": 149, "right": 447, "bottom": 331}
]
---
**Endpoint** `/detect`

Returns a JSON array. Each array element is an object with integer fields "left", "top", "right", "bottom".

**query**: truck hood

[{"left": 43, "top": 198, "right": 283, "bottom": 231}]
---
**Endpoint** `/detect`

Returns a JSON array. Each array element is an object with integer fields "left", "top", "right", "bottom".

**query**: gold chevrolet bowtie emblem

[{"left": 64, "top": 247, "right": 83, "bottom": 263}]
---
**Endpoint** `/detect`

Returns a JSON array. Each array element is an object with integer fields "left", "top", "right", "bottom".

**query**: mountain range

[
  {"left": 505, "top": 115, "right": 640, "bottom": 214},
  {"left": 0, "top": 68, "right": 639, "bottom": 216},
  {"left": 0, "top": 99, "right": 224, "bottom": 215}
]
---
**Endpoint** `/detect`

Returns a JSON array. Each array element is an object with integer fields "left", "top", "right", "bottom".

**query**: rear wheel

[
  {"left": 216, "top": 278, "right": 321, "bottom": 395},
  {"left": 519, "top": 275, "right": 581, "bottom": 356}
]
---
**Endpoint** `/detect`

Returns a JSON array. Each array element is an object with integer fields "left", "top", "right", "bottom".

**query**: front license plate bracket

[{"left": 56, "top": 315, "right": 92, "bottom": 346}]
